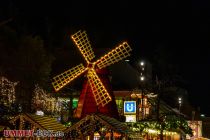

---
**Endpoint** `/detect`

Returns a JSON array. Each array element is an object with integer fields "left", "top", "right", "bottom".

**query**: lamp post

[
  {"left": 178, "top": 97, "right": 182, "bottom": 120},
  {"left": 139, "top": 61, "right": 145, "bottom": 120}
]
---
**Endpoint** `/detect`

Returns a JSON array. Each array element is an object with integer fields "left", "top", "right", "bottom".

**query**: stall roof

[
  {"left": 65, "top": 113, "right": 130, "bottom": 134},
  {"left": 9, "top": 113, "right": 66, "bottom": 131}
]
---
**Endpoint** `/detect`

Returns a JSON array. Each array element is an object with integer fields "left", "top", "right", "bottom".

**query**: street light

[
  {"left": 178, "top": 97, "right": 182, "bottom": 105},
  {"left": 178, "top": 97, "right": 182, "bottom": 120},
  {"left": 139, "top": 60, "right": 145, "bottom": 120},
  {"left": 140, "top": 76, "right": 145, "bottom": 81},
  {"left": 178, "top": 97, "right": 182, "bottom": 110},
  {"left": 140, "top": 61, "right": 144, "bottom": 66},
  {"left": 140, "top": 61, "right": 145, "bottom": 80}
]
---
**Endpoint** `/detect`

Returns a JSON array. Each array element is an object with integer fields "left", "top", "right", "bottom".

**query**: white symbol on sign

[{"left": 126, "top": 104, "right": 134, "bottom": 111}]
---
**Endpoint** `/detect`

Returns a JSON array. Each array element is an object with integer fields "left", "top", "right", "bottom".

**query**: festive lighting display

[
  {"left": 52, "top": 29, "right": 132, "bottom": 109},
  {"left": 52, "top": 64, "right": 87, "bottom": 91},
  {"left": 126, "top": 116, "right": 192, "bottom": 137},
  {"left": 71, "top": 30, "right": 95, "bottom": 63},
  {"left": 64, "top": 114, "right": 128, "bottom": 139},
  {"left": 96, "top": 42, "right": 131, "bottom": 69},
  {"left": 0, "top": 76, "right": 18, "bottom": 106},
  {"left": 32, "top": 85, "right": 67, "bottom": 114},
  {"left": 87, "top": 68, "right": 112, "bottom": 106}
]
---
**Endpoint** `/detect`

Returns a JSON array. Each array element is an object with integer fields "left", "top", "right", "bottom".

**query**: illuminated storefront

[
  {"left": 62, "top": 90, "right": 191, "bottom": 139},
  {"left": 187, "top": 121, "right": 202, "bottom": 139}
]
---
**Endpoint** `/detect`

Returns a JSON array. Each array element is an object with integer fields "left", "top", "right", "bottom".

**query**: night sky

[{"left": 1, "top": 1, "right": 210, "bottom": 115}]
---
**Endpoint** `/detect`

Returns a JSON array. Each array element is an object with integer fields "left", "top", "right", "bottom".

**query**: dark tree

[
  {"left": 0, "top": 26, "right": 54, "bottom": 112},
  {"left": 12, "top": 35, "right": 54, "bottom": 112}
]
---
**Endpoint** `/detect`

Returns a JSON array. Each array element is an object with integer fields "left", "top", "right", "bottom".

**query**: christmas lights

[{"left": 0, "top": 76, "right": 18, "bottom": 107}]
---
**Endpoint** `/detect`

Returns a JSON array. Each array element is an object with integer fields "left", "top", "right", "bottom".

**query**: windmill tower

[{"left": 52, "top": 30, "right": 132, "bottom": 119}]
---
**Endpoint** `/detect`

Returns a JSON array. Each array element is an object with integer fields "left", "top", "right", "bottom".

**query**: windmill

[{"left": 52, "top": 30, "right": 132, "bottom": 119}]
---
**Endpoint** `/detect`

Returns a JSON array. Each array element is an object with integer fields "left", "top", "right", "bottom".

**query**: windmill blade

[
  {"left": 71, "top": 30, "right": 95, "bottom": 63},
  {"left": 52, "top": 64, "right": 87, "bottom": 92},
  {"left": 87, "top": 69, "right": 112, "bottom": 107},
  {"left": 96, "top": 42, "right": 132, "bottom": 69}
]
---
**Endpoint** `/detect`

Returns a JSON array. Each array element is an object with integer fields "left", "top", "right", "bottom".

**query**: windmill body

[
  {"left": 52, "top": 30, "right": 132, "bottom": 119},
  {"left": 75, "top": 68, "right": 119, "bottom": 119}
]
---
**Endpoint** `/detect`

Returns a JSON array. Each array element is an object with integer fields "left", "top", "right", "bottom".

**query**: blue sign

[{"left": 124, "top": 101, "right": 136, "bottom": 114}]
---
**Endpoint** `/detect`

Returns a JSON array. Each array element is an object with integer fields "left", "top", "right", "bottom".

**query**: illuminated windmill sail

[{"left": 52, "top": 30, "right": 132, "bottom": 117}]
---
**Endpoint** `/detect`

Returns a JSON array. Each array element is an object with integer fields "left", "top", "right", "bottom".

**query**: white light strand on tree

[
  {"left": 32, "top": 84, "right": 63, "bottom": 114},
  {"left": 0, "top": 76, "right": 18, "bottom": 106}
]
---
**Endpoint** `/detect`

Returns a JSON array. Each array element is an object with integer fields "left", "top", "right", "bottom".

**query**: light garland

[
  {"left": 32, "top": 84, "right": 68, "bottom": 115},
  {"left": 126, "top": 115, "right": 192, "bottom": 136},
  {"left": 0, "top": 76, "right": 18, "bottom": 107}
]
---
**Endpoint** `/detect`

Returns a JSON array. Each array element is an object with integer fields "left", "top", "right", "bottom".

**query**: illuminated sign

[
  {"left": 125, "top": 115, "right": 136, "bottom": 122},
  {"left": 124, "top": 101, "right": 136, "bottom": 114},
  {"left": 36, "top": 110, "right": 44, "bottom": 116}
]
